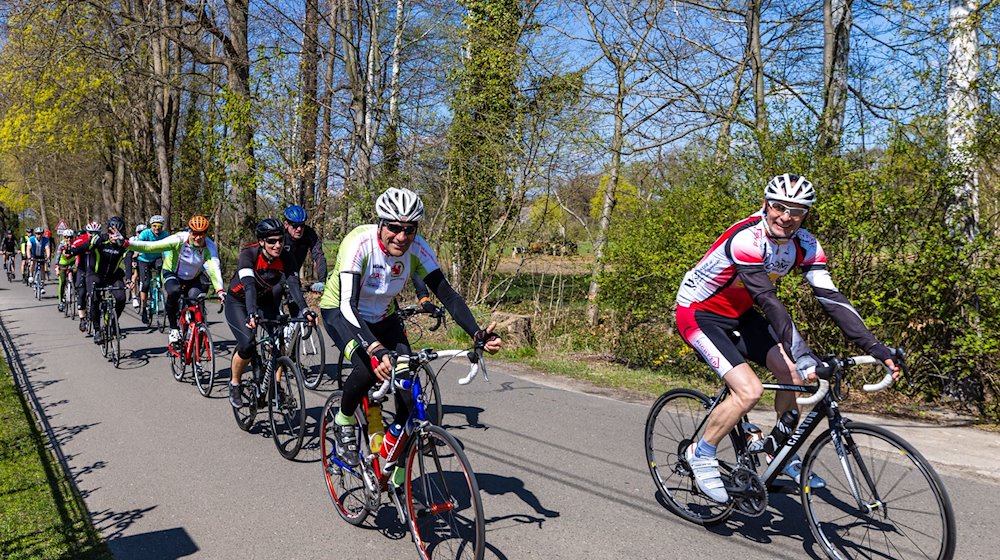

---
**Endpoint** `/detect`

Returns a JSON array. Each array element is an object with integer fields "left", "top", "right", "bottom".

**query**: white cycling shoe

[{"left": 685, "top": 443, "right": 729, "bottom": 503}]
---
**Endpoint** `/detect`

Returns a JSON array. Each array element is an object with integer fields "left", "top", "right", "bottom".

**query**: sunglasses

[
  {"left": 383, "top": 223, "right": 417, "bottom": 235},
  {"left": 263, "top": 237, "right": 284, "bottom": 245},
  {"left": 767, "top": 200, "right": 809, "bottom": 217},
  {"left": 287, "top": 222, "right": 305, "bottom": 229}
]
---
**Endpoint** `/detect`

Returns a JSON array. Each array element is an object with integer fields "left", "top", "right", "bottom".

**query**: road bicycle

[
  {"left": 147, "top": 269, "right": 167, "bottom": 331},
  {"left": 277, "top": 286, "right": 328, "bottom": 390},
  {"left": 231, "top": 315, "right": 308, "bottom": 460},
  {"left": 94, "top": 286, "right": 124, "bottom": 368},
  {"left": 30, "top": 257, "right": 45, "bottom": 300},
  {"left": 169, "top": 293, "right": 217, "bottom": 397},
  {"left": 321, "top": 343, "right": 489, "bottom": 560},
  {"left": 644, "top": 349, "right": 956, "bottom": 560},
  {"left": 60, "top": 268, "right": 77, "bottom": 317},
  {"left": 334, "top": 303, "right": 445, "bottom": 424}
]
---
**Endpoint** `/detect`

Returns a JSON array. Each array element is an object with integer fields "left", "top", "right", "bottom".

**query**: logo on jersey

[{"left": 390, "top": 261, "right": 403, "bottom": 277}]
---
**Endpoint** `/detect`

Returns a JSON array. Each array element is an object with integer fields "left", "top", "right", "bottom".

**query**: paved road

[{"left": 2, "top": 280, "right": 997, "bottom": 559}]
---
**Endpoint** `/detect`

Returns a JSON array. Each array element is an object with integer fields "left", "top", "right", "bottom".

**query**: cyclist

[
  {"left": 320, "top": 187, "right": 502, "bottom": 474},
  {"left": 65, "top": 217, "right": 130, "bottom": 346},
  {"left": 279, "top": 204, "right": 328, "bottom": 320},
  {"left": 134, "top": 215, "right": 170, "bottom": 324},
  {"left": 42, "top": 229, "right": 53, "bottom": 281},
  {"left": 55, "top": 229, "right": 77, "bottom": 312},
  {"left": 26, "top": 227, "right": 50, "bottom": 292},
  {"left": 224, "top": 218, "right": 315, "bottom": 408},
  {"left": 69, "top": 222, "right": 101, "bottom": 331},
  {"left": 675, "top": 174, "right": 901, "bottom": 504},
  {"left": 127, "top": 215, "right": 225, "bottom": 347},
  {"left": 128, "top": 224, "right": 146, "bottom": 311},
  {"left": 19, "top": 226, "right": 31, "bottom": 283},
  {"left": 1, "top": 229, "right": 16, "bottom": 276}
]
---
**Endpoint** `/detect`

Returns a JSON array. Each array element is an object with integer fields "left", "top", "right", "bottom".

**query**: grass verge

[{"left": 0, "top": 358, "right": 111, "bottom": 560}]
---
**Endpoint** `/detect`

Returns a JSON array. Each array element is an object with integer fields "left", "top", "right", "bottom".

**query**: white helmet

[
  {"left": 764, "top": 174, "right": 816, "bottom": 207},
  {"left": 136, "top": 224, "right": 147, "bottom": 234},
  {"left": 375, "top": 188, "right": 424, "bottom": 222}
]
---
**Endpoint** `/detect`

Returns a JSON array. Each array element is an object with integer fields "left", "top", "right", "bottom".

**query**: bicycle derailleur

[{"left": 724, "top": 467, "right": 768, "bottom": 517}]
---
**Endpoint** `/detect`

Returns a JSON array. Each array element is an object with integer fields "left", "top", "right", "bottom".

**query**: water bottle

[
  {"left": 763, "top": 409, "right": 800, "bottom": 459},
  {"left": 743, "top": 421, "right": 765, "bottom": 453},
  {"left": 380, "top": 423, "right": 406, "bottom": 465},
  {"left": 366, "top": 402, "right": 385, "bottom": 453}
]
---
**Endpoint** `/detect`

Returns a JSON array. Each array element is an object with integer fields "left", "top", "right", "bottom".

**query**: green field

[{"left": 0, "top": 359, "right": 110, "bottom": 560}]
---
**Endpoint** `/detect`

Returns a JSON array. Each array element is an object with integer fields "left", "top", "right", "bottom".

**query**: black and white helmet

[
  {"left": 764, "top": 174, "right": 816, "bottom": 207},
  {"left": 375, "top": 188, "right": 424, "bottom": 222}
]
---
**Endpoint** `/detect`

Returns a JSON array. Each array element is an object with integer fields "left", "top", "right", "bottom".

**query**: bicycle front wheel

[
  {"left": 644, "top": 388, "right": 739, "bottom": 525},
  {"left": 297, "top": 323, "right": 328, "bottom": 390},
  {"left": 405, "top": 425, "right": 485, "bottom": 560},
  {"left": 170, "top": 327, "right": 188, "bottom": 381},
  {"left": 320, "top": 391, "right": 371, "bottom": 525},
  {"left": 108, "top": 312, "right": 121, "bottom": 368},
  {"left": 194, "top": 325, "right": 216, "bottom": 397},
  {"left": 415, "top": 363, "right": 442, "bottom": 426},
  {"left": 802, "top": 421, "right": 956, "bottom": 560},
  {"left": 155, "top": 287, "right": 166, "bottom": 332},
  {"left": 269, "top": 356, "right": 307, "bottom": 459}
]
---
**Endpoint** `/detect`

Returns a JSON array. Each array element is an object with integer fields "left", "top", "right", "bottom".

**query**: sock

[
  {"left": 335, "top": 410, "right": 357, "bottom": 426},
  {"left": 391, "top": 466, "right": 406, "bottom": 487},
  {"left": 695, "top": 438, "right": 717, "bottom": 458}
]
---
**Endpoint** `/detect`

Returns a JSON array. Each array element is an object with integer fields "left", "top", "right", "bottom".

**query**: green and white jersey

[
  {"left": 319, "top": 224, "right": 439, "bottom": 322},
  {"left": 128, "top": 231, "right": 224, "bottom": 292}
]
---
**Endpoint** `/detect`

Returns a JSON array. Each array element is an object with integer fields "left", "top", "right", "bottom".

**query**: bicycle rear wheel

[
  {"left": 297, "top": 323, "right": 328, "bottom": 390},
  {"left": 170, "top": 326, "right": 189, "bottom": 381},
  {"left": 194, "top": 325, "right": 216, "bottom": 397},
  {"left": 320, "top": 391, "right": 371, "bottom": 525},
  {"left": 405, "top": 425, "right": 485, "bottom": 560},
  {"left": 644, "top": 388, "right": 739, "bottom": 525},
  {"left": 154, "top": 287, "right": 166, "bottom": 332},
  {"left": 100, "top": 304, "right": 112, "bottom": 358},
  {"left": 269, "top": 356, "right": 306, "bottom": 459},
  {"left": 108, "top": 312, "right": 121, "bottom": 368},
  {"left": 233, "top": 361, "right": 259, "bottom": 432},
  {"left": 801, "top": 421, "right": 956, "bottom": 560}
]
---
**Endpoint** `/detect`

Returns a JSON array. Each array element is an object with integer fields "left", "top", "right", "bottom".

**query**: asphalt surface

[{"left": 2, "top": 277, "right": 998, "bottom": 559}]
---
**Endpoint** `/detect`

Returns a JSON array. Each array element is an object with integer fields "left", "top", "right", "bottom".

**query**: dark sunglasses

[
  {"left": 287, "top": 222, "right": 305, "bottom": 229},
  {"left": 767, "top": 200, "right": 809, "bottom": 217},
  {"left": 383, "top": 223, "right": 417, "bottom": 235},
  {"left": 262, "top": 237, "right": 284, "bottom": 245}
]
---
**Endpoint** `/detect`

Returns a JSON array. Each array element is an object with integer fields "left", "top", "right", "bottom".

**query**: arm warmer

[{"left": 423, "top": 269, "right": 480, "bottom": 338}]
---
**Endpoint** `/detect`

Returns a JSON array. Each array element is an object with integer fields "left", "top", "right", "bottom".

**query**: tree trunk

[
  {"left": 818, "top": 0, "right": 852, "bottom": 155},
  {"left": 297, "top": 0, "right": 321, "bottom": 208},
  {"left": 747, "top": 0, "right": 768, "bottom": 147},
  {"left": 946, "top": 0, "right": 979, "bottom": 241},
  {"left": 317, "top": 0, "right": 338, "bottom": 238},
  {"left": 225, "top": 0, "right": 257, "bottom": 232}
]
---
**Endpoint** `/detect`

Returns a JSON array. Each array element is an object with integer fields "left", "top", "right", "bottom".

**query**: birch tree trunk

[
  {"left": 818, "top": 0, "right": 852, "bottom": 155},
  {"left": 946, "top": 0, "right": 979, "bottom": 241}
]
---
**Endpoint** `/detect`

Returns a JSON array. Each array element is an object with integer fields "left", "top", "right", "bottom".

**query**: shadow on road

[
  {"left": 441, "top": 403, "right": 487, "bottom": 431},
  {"left": 108, "top": 526, "right": 198, "bottom": 560}
]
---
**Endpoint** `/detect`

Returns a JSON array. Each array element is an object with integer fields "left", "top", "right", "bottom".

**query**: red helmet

[{"left": 44, "top": 229, "right": 50, "bottom": 237}]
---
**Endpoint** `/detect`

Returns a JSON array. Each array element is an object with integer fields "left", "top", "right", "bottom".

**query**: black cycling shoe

[
  {"left": 78, "top": 318, "right": 87, "bottom": 332},
  {"left": 57, "top": 302, "right": 66, "bottom": 313},
  {"left": 228, "top": 383, "right": 244, "bottom": 408},
  {"left": 93, "top": 330, "right": 105, "bottom": 346},
  {"left": 334, "top": 421, "right": 360, "bottom": 467},
  {"left": 141, "top": 308, "right": 149, "bottom": 325}
]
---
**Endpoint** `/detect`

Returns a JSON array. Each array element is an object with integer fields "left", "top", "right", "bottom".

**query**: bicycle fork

[{"left": 828, "top": 425, "right": 885, "bottom": 516}]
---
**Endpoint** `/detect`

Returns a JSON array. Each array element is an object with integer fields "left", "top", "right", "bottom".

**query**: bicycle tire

[
  {"left": 801, "top": 421, "right": 956, "bottom": 560},
  {"left": 194, "top": 325, "right": 216, "bottom": 397},
  {"left": 34, "top": 266, "right": 42, "bottom": 300},
  {"left": 100, "top": 303, "right": 112, "bottom": 358},
  {"left": 405, "top": 425, "right": 485, "bottom": 560},
  {"left": 108, "top": 311, "right": 121, "bottom": 368},
  {"left": 155, "top": 287, "right": 167, "bottom": 333},
  {"left": 233, "top": 359, "right": 260, "bottom": 432},
  {"left": 644, "top": 388, "right": 739, "bottom": 525},
  {"left": 320, "top": 391, "right": 371, "bottom": 525},
  {"left": 269, "top": 356, "right": 307, "bottom": 459},
  {"left": 415, "top": 363, "right": 442, "bottom": 426},
  {"left": 297, "top": 323, "right": 329, "bottom": 390},
  {"left": 170, "top": 326, "right": 189, "bottom": 381}
]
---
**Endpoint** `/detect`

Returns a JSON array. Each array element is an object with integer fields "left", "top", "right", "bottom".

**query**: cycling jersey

[
  {"left": 56, "top": 241, "right": 75, "bottom": 267},
  {"left": 676, "top": 210, "right": 882, "bottom": 363},
  {"left": 69, "top": 233, "right": 96, "bottom": 273},
  {"left": 1, "top": 236, "right": 16, "bottom": 253},
  {"left": 282, "top": 224, "right": 327, "bottom": 281},
  {"left": 226, "top": 244, "right": 307, "bottom": 317},
  {"left": 135, "top": 227, "right": 171, "bottom": 263},
  {"left": 127, "top": 231, "right": 223, "bottom": 292},
  {"left": 67, "top": 233, "right": 129, "bottom": 280},
  {"left": 27, "top": 235, "right": 49, "bottom": 259}
]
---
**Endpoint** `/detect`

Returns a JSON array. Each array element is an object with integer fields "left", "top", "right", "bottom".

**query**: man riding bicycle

[
  {"left": 65, "top": 217, "right": 130, "bottom": 346},
  {"left": 319, "top": 187, "right": 502, "bottom": 482},
  {"left": 55, "top": 229, "right": 77, "bottom": 312},
  {"left": 224, "top": 218, "right": 315, "bottom": 408},
  {"left": 675, "top": 173, "right": 900, "bottom": 504},
  {"left": 134, "top": 215, "right": 171, "bottom": 324},
  {"left": 1, "top": 229, "right": 16, "bottom": 276},
  {"left": 69, "top": 222, "right": 101, "bottom": 331},
  {"left": 127, "top": 215, "right": 225, "bottom": 347},
  {"left": 279, "top": 205, "right": 328, "bottom": 325},
  {"left": 26, "top": 227, "right": 50, "bottom": 293}
]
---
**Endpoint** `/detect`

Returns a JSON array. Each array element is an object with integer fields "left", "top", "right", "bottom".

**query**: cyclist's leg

[
  {"left": 137, "top": 259, "right": 150, "bottom": 306},
  {"left": 110, "top": 276, "right": 127, "bottom": 317},
  {"left": 76, "top": 270, "right": 90, "bottom": 318},
  {"left": 57, "top": 266, "right": 66, "bottom": 302},
  {"left": 162, "top": 272, "right": 183, "bottom": 331},
  {"left": 224, "top": 298, "right": 255, "bottom": 387},
  {"left": 88, "top": 276, "right": 103, "bottom": 330}
]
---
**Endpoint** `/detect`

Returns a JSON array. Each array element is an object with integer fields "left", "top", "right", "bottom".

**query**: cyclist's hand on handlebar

[
  {"left": 869, "top": 343, "right": 902, "bottom": 380},
  {"left": 246, "top": 312, "right": 259, "bottom": 330},
  {"left": 369, "top": 346, "right": 392, "bottom": 381},
  {"left": 475, "top": 322, "right": 503, "bottom": 354},
  {"left": 795, "top": 354, "right": 819, "bottom": 381},
  {"left": 420, "top": 298, "right": 438, "bottom": 315},
  {"left": 303, "top": 309, "right": 318, "bottom": 326}
]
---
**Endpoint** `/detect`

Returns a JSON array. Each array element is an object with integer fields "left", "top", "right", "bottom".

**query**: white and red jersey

[{"left": 677, "top": 210, "right": 881, "bottom": 362}]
